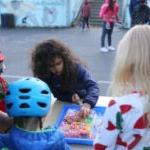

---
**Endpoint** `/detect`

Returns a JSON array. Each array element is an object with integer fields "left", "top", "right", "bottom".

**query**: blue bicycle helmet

[{"left": 5, "top": 77, "right": 51, "bottom": 117}]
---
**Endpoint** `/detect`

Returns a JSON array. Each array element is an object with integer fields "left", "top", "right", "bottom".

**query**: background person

[
  {"left": 99, "top": 0, "right": 119, "bottom": 52},
  {"left": 129, "top": 0, "right": 139, "bottom": 17},
  {"left": 0, "top": 51, "right": 13, "bottom": 133},
  {"left": 81, "top": 0, "right": 91, "bottom": 30}
]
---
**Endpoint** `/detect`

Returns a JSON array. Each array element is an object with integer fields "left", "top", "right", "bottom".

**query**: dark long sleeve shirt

[{"left": 47, "top": 64, "right": 100, "bottom": 108}]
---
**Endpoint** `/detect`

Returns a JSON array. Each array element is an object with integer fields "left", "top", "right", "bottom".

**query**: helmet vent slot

[
  {"left": 6, "top": 91, "right": 10, "bottom": 95},
  {"left": 20, "top": 103, "right": 29, "bottom": 108},
  {"left": 6, "top": 103, "right": 13, "bottom": 109},
  {"left": 19, "top": 96, "right": 30, "bottom": 99},
  {"left": 37, "top": 102, "right": 47, "bottom": 108},
  {"left": 41, "top": 90, "right": 49, "bottom": 94},
  {"left": 19, "top": 88, "right": 31, "bottom": 93}
]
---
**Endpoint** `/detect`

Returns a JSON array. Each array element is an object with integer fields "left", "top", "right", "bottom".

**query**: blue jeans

[
  {"left": 82, "top": 17, "right": 89, "bottom": 29},
  {"left": 101, "top": 22, "right": 114, "bottom": 47}
]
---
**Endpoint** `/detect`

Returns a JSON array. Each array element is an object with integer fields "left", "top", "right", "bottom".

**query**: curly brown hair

[{"left": 31, "top": 39, "right": 84, "bottom": 91}]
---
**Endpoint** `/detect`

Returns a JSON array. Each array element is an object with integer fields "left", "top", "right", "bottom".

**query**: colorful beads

[{"left": 59, "top": 108, "right": 102, "bottom": 139}]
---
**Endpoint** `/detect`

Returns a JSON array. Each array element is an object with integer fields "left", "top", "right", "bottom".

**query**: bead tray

[{"left": 55, "top": 104, "right": 106, "bottom": 145}]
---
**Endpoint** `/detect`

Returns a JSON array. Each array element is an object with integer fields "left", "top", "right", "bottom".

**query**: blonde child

[
  {"left": 94, "top": 25, "right": 150, "bottom": 149},
  {"left": 81, "top": 0, "right": 91, "bottom": 30}
]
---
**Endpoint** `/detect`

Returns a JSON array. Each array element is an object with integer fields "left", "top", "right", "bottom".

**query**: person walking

[{"left": 99, "top": 0, "right": 119, "bottom": 52}]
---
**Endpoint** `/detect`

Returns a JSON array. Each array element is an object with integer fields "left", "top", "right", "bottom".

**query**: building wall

[
  {"left": 0, "top": 0, "right": 83, "bottom": 27},
  {"left": 1, "top": 0, "right": 149, "bottom": 28}
]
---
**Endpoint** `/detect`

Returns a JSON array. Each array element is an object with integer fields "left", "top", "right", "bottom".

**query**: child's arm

[
  {"left": 80, "top": 102, "right": 91, "bottom": 118},
  {"left": 99, "top": 4, "right": 107, "bottom": 19},
  {"left": 78, "top": 66, "right": 99, "bottom": 108},
  {"left": 116, "top": 14, "right": 119, "bottom": 23},
  {"left": 76, "top": 64, "right": 99, "bottom": 117},
  {"left": 115, "top": 3, "right": 120, "bottom": 22}
]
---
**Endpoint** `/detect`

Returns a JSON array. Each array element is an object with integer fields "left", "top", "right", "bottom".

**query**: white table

[{"left": 96, "top": 96, "right": 112, "bottom": 107}]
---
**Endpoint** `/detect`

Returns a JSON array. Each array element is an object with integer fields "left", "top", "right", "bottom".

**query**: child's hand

[
  {"left": 72, "top": 93, "right": 80, "bottom": 104},
  {"left": 80, "top": 103, "right": 91, "bottom": 118},
  {"left": 0, "top": 111, "right": 13, "bottom": 132},
  {"left": 0, "top": 111, "right": 8, "bottom": 117}
]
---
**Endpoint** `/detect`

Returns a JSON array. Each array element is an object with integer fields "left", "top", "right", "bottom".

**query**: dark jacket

[
  {"left": 131, "top": 3, "right": 150, "bottom": 26},
  {"left": 0, "top": 126, "right": 70, "bottom": 150},
  {"left": 129, "top": 0, "right": 139, "bottom": 17},
  {"left": 47, "top": 64, "right": 99, "bottom": 108}
]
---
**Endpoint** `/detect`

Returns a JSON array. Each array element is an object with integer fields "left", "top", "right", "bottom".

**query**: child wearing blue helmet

[{"left": 0, "top": 77, "right": 71, "bottom": 150}]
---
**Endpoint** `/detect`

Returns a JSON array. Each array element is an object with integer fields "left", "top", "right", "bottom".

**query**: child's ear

[{"left": 42, "top": 116, "right": 46, "bottom": 122}]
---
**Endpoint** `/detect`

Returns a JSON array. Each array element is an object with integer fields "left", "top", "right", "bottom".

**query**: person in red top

[
  {"left": 0, "top": 51, "right": 13, "bottom": 132},
  {"left": 99, "top": 0, "right": 119, "bottom": 52},
  {"left": 81, "top": 0, "right": 91, "bottom": 30}
]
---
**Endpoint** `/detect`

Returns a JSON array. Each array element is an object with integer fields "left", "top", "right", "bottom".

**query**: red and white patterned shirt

[{"left": 94, "top": 93, "right": 150, "bottom": 150}]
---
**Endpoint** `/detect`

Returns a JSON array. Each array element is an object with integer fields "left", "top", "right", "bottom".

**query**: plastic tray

[{"left": 55, "top": 104, "right": 106, "bottom": 145}]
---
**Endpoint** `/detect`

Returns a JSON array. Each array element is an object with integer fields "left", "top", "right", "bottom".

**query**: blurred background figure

[
  {"left": 81, "top": 0, "right": 91, "bottom": 30},
  {"left": 129, "top": 0, "right": 139, "bottom": 18},
  {"left": 131, "top": 0, "right": 150, "bottom": 27},
  {"left": 99, "top": 0, "right": 119, "bottom": 52}
]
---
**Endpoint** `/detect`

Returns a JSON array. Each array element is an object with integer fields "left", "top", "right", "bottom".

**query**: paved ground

[{"left": 0, "top": 25, "right": 127, "bottom": 149}]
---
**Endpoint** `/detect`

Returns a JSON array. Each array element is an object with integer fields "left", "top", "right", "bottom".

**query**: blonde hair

[
  {"left": 109, "top": 25, "right": 150, "bottom": 121},
  {"left": 14, "top": 117, "right": 43, "bottom": 131}
]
